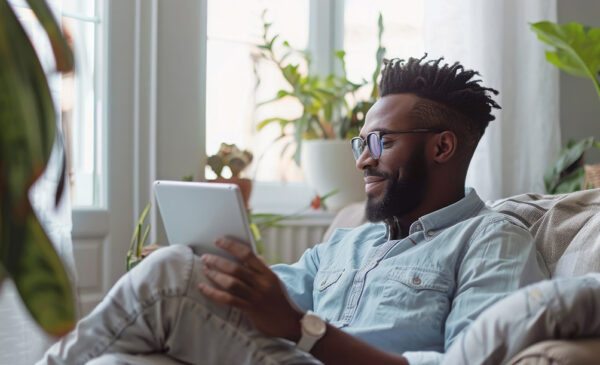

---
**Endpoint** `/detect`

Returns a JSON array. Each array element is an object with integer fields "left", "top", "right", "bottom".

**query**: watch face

[{"left": 304, "top": 314, "right": 326, "bottom": 336}]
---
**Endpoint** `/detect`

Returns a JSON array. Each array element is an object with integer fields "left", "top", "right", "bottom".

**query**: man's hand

[{"left": 198, "top": 238, "right": 304, "bottom": 341}]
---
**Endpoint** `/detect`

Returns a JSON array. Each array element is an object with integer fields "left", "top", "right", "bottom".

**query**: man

[{"left": 40, "top": 56, "right": 548, "bottom": 365}]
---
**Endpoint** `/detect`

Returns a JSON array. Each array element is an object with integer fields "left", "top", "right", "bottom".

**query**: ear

[{"left": 431, "top": 131, "right": 458, "bottom": 164}]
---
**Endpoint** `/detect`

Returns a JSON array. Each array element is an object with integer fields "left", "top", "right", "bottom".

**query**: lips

[{"left": 364, "top": 175, "right": 386, "bottom": 194}]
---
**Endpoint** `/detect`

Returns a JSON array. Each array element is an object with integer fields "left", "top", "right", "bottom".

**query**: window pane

[
  {"left": 61, "top": 0, "right": 103, "bottom": 207},
  {"left": 344, "top": 0, "right": 424, "bottom": 100},
  {"left": 206, "top": 0, "right": 309, "bottom": 182}
]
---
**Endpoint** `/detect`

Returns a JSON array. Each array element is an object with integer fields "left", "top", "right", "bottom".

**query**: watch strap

[{"left": 296, "top": 312, "right": 326, "bottom": 353}]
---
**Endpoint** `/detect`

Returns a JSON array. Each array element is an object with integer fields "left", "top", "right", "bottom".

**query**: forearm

[{"left": 308, "top": 324, "right": 408, "bottom": 365}]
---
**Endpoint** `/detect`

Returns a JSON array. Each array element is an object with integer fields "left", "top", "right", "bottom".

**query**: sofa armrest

[
  {"left": 322, "top": 202, "right": 366, "bottom": 242},
  {"left": 508, "top": 338, "right": 600, "bottom": 365}
]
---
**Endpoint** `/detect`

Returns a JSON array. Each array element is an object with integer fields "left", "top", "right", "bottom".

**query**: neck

[{"left": 386, "top": 185, "right": 466, "bottom": 240}]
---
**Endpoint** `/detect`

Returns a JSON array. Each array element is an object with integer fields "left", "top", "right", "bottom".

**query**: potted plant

[
  {"left": 206, "top": 142, "right": 254, "bottom": 207},
  {"left": 255, "top": 13, "right": 386, "bottom": 210},
  {"left": 0, "top": 0, "right": 76, "bottom": 336},
  {"left": 531, "top": 21, "right": 600, "bottom": 193}
]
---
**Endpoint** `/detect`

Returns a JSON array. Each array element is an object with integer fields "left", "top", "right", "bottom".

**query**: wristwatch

[{"left": 296, "top": 311, "right": 327, "bottom": 352}]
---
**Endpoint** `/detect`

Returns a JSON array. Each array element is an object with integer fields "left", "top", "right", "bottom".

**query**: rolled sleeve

[{"left": 271, "top": 245, "right": 322, "bottom": 311}]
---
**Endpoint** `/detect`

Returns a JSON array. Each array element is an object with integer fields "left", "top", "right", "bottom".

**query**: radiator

[{"left": 259, "top": 216, "right": 333, "bottom": 264}]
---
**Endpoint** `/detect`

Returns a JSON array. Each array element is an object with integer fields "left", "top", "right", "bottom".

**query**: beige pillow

[{"left": 488, "top": 188, "right": 600, "bottom": 277}]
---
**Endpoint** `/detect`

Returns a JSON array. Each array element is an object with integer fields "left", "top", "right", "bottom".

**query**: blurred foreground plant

[{"left": 0, "top": 0, "right": 76, "bottom": 336}]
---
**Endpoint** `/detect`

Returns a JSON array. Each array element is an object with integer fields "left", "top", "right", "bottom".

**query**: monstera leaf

[{"left": 0, "top": 0, "right": 75, "bottom": 336}]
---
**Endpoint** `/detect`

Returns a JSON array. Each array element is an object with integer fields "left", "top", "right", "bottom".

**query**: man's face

[{"left": 356, "top": 94, "right": 429, "bottom": 222}]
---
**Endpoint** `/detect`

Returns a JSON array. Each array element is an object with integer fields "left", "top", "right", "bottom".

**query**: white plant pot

[{"left": 300, "top": 139, "right": 365, "bottom": 211}]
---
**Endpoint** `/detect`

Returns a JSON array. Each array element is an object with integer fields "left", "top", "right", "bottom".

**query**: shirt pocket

[
  {"left": 312, "top": 269, "right": 345, "bottom": 321},
  {"left": 379, "top": 267, "right": 452, "bottom": 330},
  {"left": 315, "top": 269, "right": 345, "bottom": 292}
]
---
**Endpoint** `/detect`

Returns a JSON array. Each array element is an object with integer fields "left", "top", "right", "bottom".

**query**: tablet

[{"left": 153, "top": 180, "right": 256, "bottom": 260}]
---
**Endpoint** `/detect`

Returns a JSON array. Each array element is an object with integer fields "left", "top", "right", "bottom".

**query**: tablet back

[{"left": 154, "top": 181, "right": 256, "bottom": 257}]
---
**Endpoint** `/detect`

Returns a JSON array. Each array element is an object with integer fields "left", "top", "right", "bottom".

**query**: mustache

[{"left": 363, "top": 169, "right": 391, "bottom": 179}]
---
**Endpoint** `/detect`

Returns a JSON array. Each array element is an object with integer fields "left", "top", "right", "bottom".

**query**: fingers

[
  {"left": 198, "top": 282, "right": 251, "bottom": 309},
  {"left": 201, "top": 253, "right": 254, "bottom": 286},
  {"left": 203, "top": 265, "right": 254, "bottom": 300},
  {"left": 215, "top": 238, "right": 266, "bottom": 272}
]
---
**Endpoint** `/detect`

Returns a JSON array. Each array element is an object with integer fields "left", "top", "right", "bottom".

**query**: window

[
  {"left": 205, "top": 0, "right": 309, "bottom": 182},
  {"left": 12, "top": 0, "right": 104, "bottom": 207},
  {"left": 344, "top": 0, "right": 424, "bottom": 100},
  {"left": 205, "top": 0, "right": 424, "bottom": 185},
  {"left": 61, "top": 0, "right": 104, "bottom": 207}
]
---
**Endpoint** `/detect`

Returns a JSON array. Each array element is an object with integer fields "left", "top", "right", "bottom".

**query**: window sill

[{"left": 249, "top": 181, "right": 335, "bottom": 223}]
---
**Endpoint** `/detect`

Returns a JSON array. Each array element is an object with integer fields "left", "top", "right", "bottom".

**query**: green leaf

[
  {"left": 553, "top": 166, "right": 586, "bottom": 194},
  {"left": 138, "top": 224, "right": 151, "bottom": 258},
  {"left": 530, "top": 21, "right": 600, "bottom": 99},
  {"left": 26, "top": 0, "right": 74, "bottom": 72},
  {"left": 544, "top": 137, "right": 596, "bottom": 193},
  {"left": 0, "top": 0, "right": 57, "bottom": 199},
  {"left": 129, "top": 203, "right": 151, "bottom": 254},
  {"left": 2, "top": 204, "right": 75, "bottom": 336},
  {"left": 257, "top": 89, "right": 293, "bottom": 107},
  {"left": 257, "top": 117, "right": 293, "bottom": 131},
  {"left": 0, "top": 0, "right": 76, "bottom": 336}
]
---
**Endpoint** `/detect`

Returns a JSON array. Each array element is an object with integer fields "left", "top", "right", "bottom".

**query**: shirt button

[
  {"left": 427, "top": 230, "right": 435, "bottom": 237},
  {"left": 412, "top": 277, "right": 422, "bottom": 285},
  {"left": 321, "top": 280, "right": 327, "bottom": 286}
]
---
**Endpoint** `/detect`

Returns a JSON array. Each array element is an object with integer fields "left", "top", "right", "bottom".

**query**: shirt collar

[{"left": 407, "top": 187, "right": 485, "bottom": 239}]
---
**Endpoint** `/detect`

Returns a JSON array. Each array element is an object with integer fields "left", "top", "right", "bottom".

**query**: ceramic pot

[
  {"left": 300, "top": 139, "right": 365, "bottom": 211},
  {"left": 211, "top": 177, "right": 253, "bottom": 208}
]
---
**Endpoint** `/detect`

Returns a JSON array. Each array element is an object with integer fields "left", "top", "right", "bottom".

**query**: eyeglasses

[{"left": 350, "top": 129, "right": 443, "bottom": 160}]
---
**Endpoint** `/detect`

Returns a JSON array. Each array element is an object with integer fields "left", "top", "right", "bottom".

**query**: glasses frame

[{"left": 351, "top": 128, "right": 443, "bottom": 160}]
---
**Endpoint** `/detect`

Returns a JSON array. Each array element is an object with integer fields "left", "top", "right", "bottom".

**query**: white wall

[{"left": 557, "top": 0, "right": 600, "bottom": 163}]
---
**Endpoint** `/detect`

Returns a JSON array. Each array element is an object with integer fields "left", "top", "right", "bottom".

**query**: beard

[{"left": 365, "top": 147, "right": 428, "bottom": 223}]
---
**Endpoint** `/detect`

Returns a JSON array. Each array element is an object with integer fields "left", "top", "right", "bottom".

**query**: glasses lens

[
  {"left": 367, "top": 133, "right": 381, "bottom": 158},
  {"left": 351, "top": 138, "right": 364, "bottom": 160}
]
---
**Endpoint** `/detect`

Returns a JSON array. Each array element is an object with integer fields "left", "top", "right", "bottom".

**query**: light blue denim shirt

[{"left": 271, "top": 188, "right": 549, "bottom": 365}]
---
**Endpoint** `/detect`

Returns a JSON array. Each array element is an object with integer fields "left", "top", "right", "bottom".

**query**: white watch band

[
  {"left": 296, "top": 312, "right": 326, "bottom": 352},
  {"left": 296, "top": 332, "right": 320, "bottom": 353}
]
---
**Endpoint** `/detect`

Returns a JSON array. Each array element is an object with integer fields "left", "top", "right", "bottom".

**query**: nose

[{"left": 355, "top": 145, "right": 377, "bottom": 171}]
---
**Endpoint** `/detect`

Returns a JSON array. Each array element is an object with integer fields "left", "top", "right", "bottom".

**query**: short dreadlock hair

[{"left": 379, "top": 55, "right": 500, "bottom": 165}]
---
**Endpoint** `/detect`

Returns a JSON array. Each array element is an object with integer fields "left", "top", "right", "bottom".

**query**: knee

[{"left": 128, "top": 245, "right": 195, "bottom": 299}]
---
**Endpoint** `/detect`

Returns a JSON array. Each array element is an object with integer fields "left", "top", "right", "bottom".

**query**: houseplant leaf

[
  {"left": 2, "top": 204, "right": 75, "bottom": 336},
  {"left": 26, "top": 0, "right": 74, "bottom": 72},
  {"left": 530, "top": 21, "right": 600, "bottom": 99},
  {"left": 0, "top": 0, "right": 75, "bottom": 335},
  {"left": 553, "top": 166, "right": 586, "bottom": 194},
  {"left": 543, "top": 137, "right": 596, "bottom": 193}
]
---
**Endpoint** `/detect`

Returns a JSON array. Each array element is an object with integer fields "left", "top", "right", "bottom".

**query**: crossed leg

[{"left": 38, "top": 245, "right": 321, "bottom": 365}]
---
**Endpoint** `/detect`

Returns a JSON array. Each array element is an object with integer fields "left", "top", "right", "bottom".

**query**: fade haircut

[{"left": 379, "top": 55, "right": 501, "bottom": 166}]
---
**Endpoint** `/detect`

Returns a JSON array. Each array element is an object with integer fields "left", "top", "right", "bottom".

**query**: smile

[{"left": 364, "top": 176, "right": 386, "bottom": 195}]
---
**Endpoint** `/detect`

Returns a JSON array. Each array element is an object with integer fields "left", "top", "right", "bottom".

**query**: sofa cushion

[
  {"left": 488, "top": 188, "right": 600, "bottom": 277},
  {"left": 507, "top": 338, "right": 600, "bottom": 365},
  {"left": 441, "top": 274, "right": 600, "bottom": 365}
]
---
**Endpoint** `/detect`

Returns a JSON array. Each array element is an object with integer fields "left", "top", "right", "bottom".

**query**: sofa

[
  {"left": 327, "top": 188, "right": 600, "bottom": 364},
  {"left": 67, "top": 188, "right": 600, "bottom": 364}
]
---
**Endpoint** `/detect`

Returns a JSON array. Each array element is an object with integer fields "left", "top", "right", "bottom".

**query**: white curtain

[
  {"left": 0, "top": 1, "right": 77, "bottom": 364},
  {"left": 423, "top": 0, "right": 561, "bottom": 201}
]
